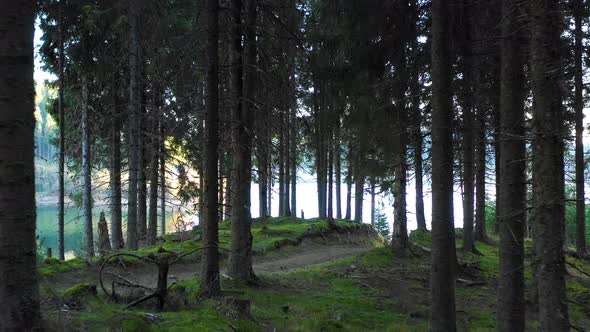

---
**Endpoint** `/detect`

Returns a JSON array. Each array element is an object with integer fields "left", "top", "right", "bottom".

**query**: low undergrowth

[
  {"left": 39, "top": 257, "right": 88, "bottom": 278},
  {"left": 39, "top": 218, "right": 373, "bottom": 276},
  {"left": 41, "top": 221, "right": 590, "bottom": 331},
  {"left": 100, "top": 218, "right": 374, "bottom": 265}
]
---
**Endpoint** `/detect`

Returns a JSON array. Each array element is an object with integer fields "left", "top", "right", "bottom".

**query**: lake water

[
  {"left": 36, "top": 179, "right": 469, "bottom": 258},
  {"left": 36, "top": 206, "right": 178, "bottom": 258}
]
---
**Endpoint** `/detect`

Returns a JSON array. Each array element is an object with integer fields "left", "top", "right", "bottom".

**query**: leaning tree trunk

[
  {"left": 530, "top": 0, "right": 570, "bottom": 329},
  {"left": 201, "top": 0, "right": 221, "bottom": 298},
  {"left": 0, "top": 3, "right": 41, "bottom": 328},
  {"left": 496, "top": 0, "right": 526, "bottom": 329},
  {"left": 110, "top": 77, "right": 124, "bottom": 249},
  {"left": 429, "top": 0, "right": 457, "bottom": 330},
  {"left": 574, "top": 0, "right": 586, "bottom": 257},
  {"left": 230, "top": 0, "right": 258, "bottom": 282},
  {"left": 127, "top": 0, "right": 141, "bottom": 250}
]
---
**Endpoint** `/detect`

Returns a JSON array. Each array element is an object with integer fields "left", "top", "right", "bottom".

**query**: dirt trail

[
  {"left": 43, "top": 243, "right": 373, "bottom": 292},
  {"left": 165, "top": 244, "right": 371, "bottom": 283}
]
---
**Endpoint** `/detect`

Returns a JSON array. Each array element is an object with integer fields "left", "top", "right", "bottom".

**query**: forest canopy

[{"left": 1, "top": 0, "right": 590, "bottom": 330}]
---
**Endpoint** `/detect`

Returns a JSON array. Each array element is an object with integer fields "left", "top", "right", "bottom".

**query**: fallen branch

[
  {"left": 570, "top": 324, "right": 587, "bottom": 332},
  {"left": 359, "top": 282, "right": 375, "bottom": 290},
  {"left": 567, "top": 261, "right": 590, "bottom": 279},
  {"left": 457, "top": 278, "right": 486, "bottom": 287},
  {"left": 126, "top": 292, "right": 159, "bottom": 309},
  {"left": 169, "top": 245, "right": 216, "bottom": 265}
]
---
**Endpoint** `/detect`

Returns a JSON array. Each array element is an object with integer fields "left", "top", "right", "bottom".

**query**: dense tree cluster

[{"left": 1, "top": 0, "right": 590, "bottom": 330}]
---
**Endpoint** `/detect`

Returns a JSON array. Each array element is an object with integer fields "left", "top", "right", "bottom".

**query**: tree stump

[{"left": 98, "top": 211, "right": 112, "bottom": 255}]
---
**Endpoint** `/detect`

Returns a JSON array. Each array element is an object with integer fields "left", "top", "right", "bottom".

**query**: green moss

[
  {"left": 116, "top": 218, "right": 363, "bottom": 261},
  {"left": 409, "top": 230, "right": 431, "bottom": 248},
  {"left": 38, "top": 257, "right": 86, "bottom": 278},
  {"left": 245, "top": 286, "right": 412, "bottom": 331},
  {"left": 358, "top": 247, "right": 395, "bottom": 268},
  {"left": 469, "top": 310, "right": 496, "bottom": 331},
  {"left": 385, "top": 321, "right": 429, "bottom": 332},
  {"left": 62, "top": 282, "right": 97, "bottom": 299},
  {"left": 78, "top": 301, "right": 240, "bottom": 332},
  {"left": 474, "top": 242, "right": 499, "bottom": 280},
  {"left": 169, "top": 278, "right": 201, "bottom": 303},
  {"left": 236, "top": 248, "right": 424, "bottom": 331},
  {"left": 567, "top": 279, "right": 590, "bottom": 327}
]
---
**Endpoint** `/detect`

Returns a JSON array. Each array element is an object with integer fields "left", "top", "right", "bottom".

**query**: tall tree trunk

[
  {"left": 110, "top": 78, "right": 124, "bottom": 249},
  {"left": 496, "top": 0, "right": 526, "bottom": 329},
  {"left": 127, "top": 0, "right": 141, "bottom": 250},
  {"left": 148, "top": 90, "right": 160, "bottom": 246},
  {"left": 345, "top": 144, "right": 353, "bottom": 220},
  {"left": 354, "top": 145, "right": 364, "bottom": 223},
  {"left": 335, "top": 125, "right": 342, "bottom": 219},
  {"left": 81, "top": 72, "right": 94, "bottom": 258},
  {"left": 474, "top": 96, "right": 487, "bottom": 241},
  {"left": 370, "top": 179, "right": 376, "bottom": 227},
  {"left": 429, "top": 0, "right": 456, "bottom": 329},
  {"left": 219, "top": 153, "right": 225, "bottom": 220},
  {"left": 574, "top": 0, "right": 586, "bottom": 257},
  {"left": 412, "top": 96, "right": 427, "bottom": 231},
  {"left": 138, "top": 110, "right": 147, "bottom": 244},
  {"left": 201, "top": 0, "right": 221, "bottom": 297},
  {"left": 461, "top": 72, "right": 475, "bottom": 252},
  {"left": 0, "top": 3, "right": 41, "bottom": 328},
  {"left": 314, "top": 80, "right": 327, "bottom": 219},
  {"left": 266, "top": 156, "right": 275, "bottom": 217},
  {"left": 160, "top": 123, "right": 166, "bottom": 236},
  {"left": 230, "top": 0, "right": 257, "bottom": 282},
  {"left": 257, "top": 66, "right": 269, "bottom": 218},
  {"left": 494, "top": 108, "right": 501, "bottom": 235},
  {"left": 284, "top": 109, "right": 291, "bottom": 217},
  {"left": 408, "top": 1, "right": 426, "bottom": 232},
  {"left": 392, "top": 48, "right": 409, "bottom": 249},
  {"left": 278, "top": 117, "right": 285, "bottom": 216},
  {"left": 473, "top": 1, "right": 491, "bottom": 243},
  {"left": 392, "top": 153, "right": 408, "bottom": 248},
  {"left": 327, "top": 131, "right": 334, "bottom": 220},
  {"left": 58, "top": 6, "right": 66, "bottom": 260},
  {"left": 530, "top": 0, "right": 570, "bottom": 329},
  {"left": 258, "top": 123, "right": 268, "bottom": 217},
  {"left": 290, "top": 106, "right": 297, "bottom": 217}
]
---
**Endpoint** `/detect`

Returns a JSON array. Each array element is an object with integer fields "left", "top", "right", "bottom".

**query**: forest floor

[{"left": 38, "top": 218, "right": 590, "bottom": 331}]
